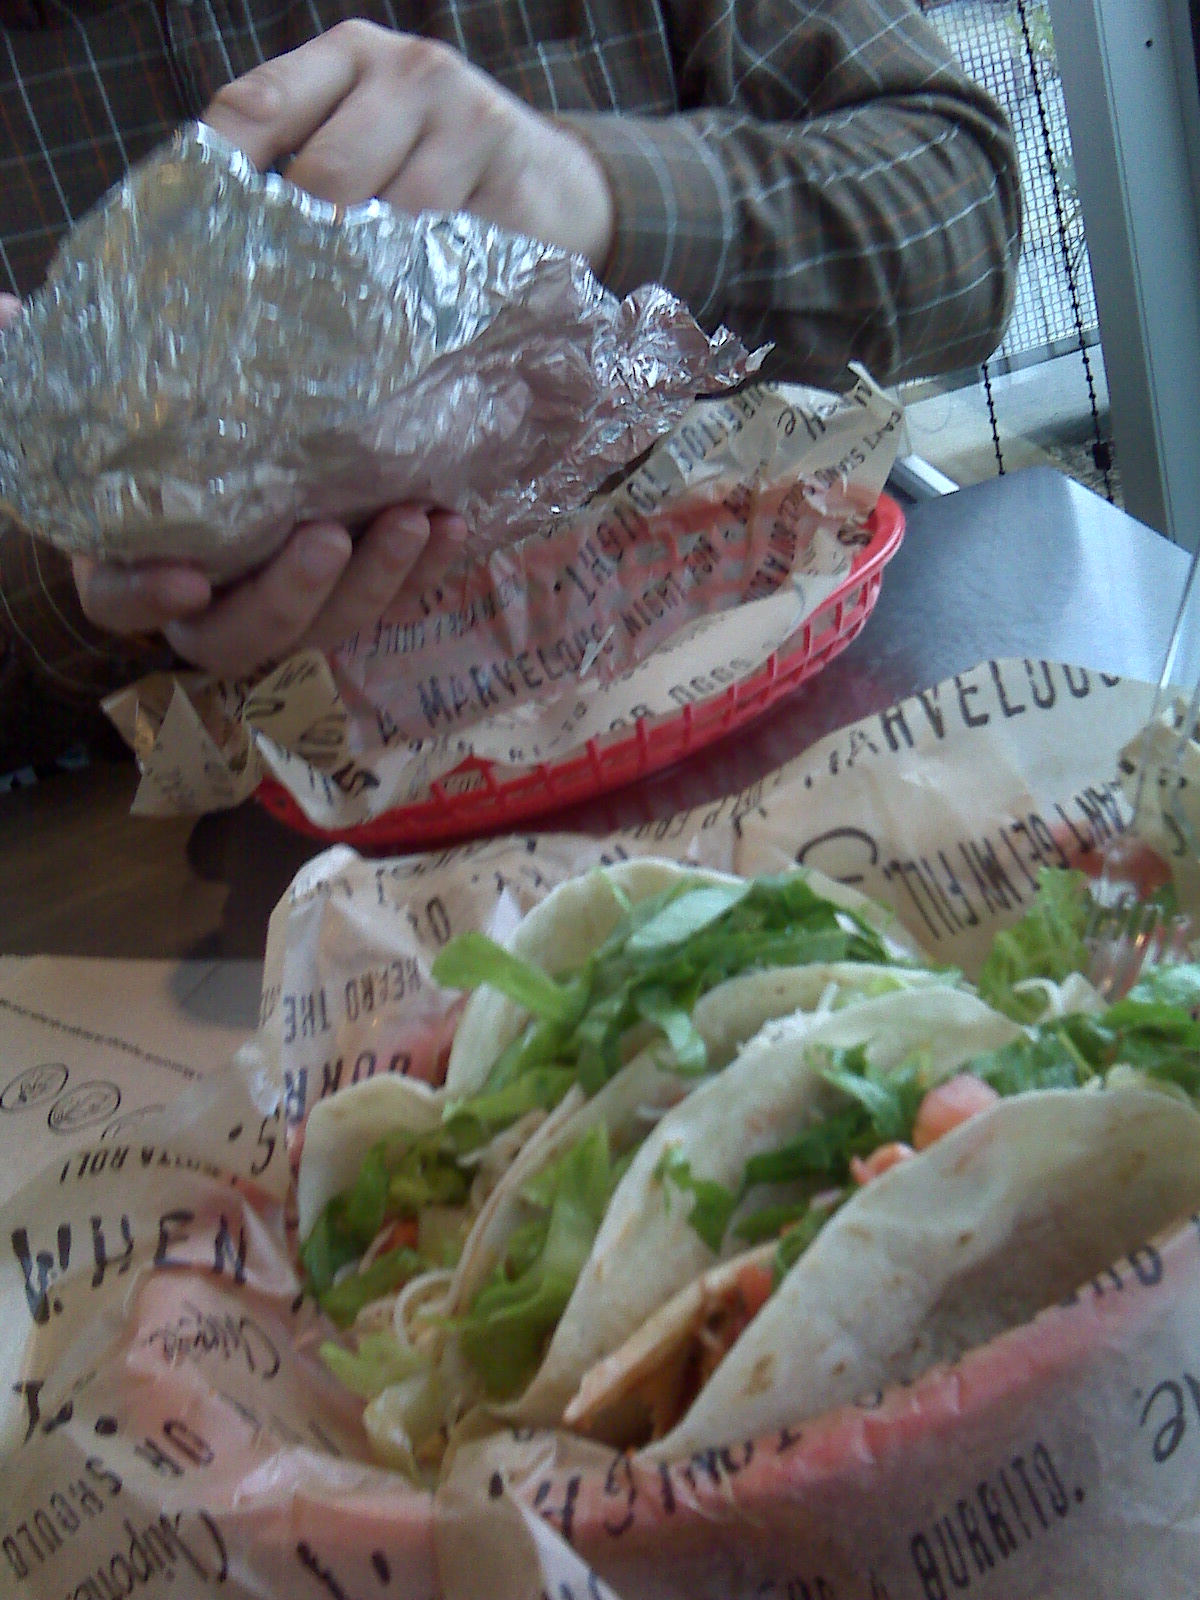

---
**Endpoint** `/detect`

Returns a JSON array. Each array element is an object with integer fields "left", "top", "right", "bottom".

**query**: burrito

[{"left": 299, "top": 864, "right": 1200, "bottom": 1480}]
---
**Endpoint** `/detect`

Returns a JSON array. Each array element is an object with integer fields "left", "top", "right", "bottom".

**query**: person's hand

[
  {"left": 70, "top": 506, "right": 467, "bottom": 680},
  {"left": 5, "top": 288, "right": 463, "bottom": 679},
  {"left": 203, "top": 21, "right": 615, "bottom": 271}
]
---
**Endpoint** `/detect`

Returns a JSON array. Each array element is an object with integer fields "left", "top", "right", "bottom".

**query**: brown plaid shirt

[{"left": 0, "top": 0, "right": 1021, "bottom": 764}]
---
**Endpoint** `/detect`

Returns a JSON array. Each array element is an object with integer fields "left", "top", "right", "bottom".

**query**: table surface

[{"left": 3, "top": 465, "right": 1194, "bottom": 961}]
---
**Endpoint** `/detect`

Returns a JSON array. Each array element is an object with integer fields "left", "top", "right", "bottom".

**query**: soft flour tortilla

[
  {"left": 509, "top": 985, "right": 1023, "bottom": 1426},
  {"left": 563, "top": 1243, "right": 778, "bottom": 1448},
  {"left": 444, "top": 859, "right": 927, "bottom": 1098},
  {"left": 445, "top": 861, "right": 734, "bottom": 1098},
  {"left": 298, "top": 1075, "right": 444, "bottom": 1240},
  {"left": 446, "top": 962, "right": 951, "bottom": 1317},
  {"left": 645, "top": 1083, "right": 1200, "bottom": 1459}
]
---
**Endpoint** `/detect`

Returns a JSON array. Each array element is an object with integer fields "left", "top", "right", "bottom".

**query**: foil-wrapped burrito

[{"left": 0, "top": 123, "right": 752, "bottom": 581}]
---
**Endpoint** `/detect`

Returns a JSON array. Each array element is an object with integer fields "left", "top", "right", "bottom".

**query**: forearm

[
  {"left": 568, "top": 89, "right": 1020, "bottom": 385},
  {"left": 563, "top": 0, "right": 1022, "bottom": 386}
]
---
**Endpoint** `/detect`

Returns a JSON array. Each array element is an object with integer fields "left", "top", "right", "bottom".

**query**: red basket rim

[{"left": 255, "top": 492, "right": 906, "bottom": 849}]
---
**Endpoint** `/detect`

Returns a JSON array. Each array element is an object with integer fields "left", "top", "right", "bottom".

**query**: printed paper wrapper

[
  {"left": 8, "top": 659, "right": 1200, "bottom": 1600},
  {"left": 102, "top": 372, "right": 903, "bottom": 828}
]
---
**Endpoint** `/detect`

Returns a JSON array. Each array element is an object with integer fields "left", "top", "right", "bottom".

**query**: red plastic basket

[{"left": 256, "top": 493, "right": 905, "bottom": 848}]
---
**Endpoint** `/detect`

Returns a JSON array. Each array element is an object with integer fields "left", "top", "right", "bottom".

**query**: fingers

[
  {"left": 158, "top": 507, "right": 441, "bottom": 678},
  {"left": 74, "top": 555, "right": 212, "bottom": 636},
  {"left": 380, "top": 103, "right": 497, "bottom": 216},
  {"left": 399, "top": 510, "right": 471, "bottom": 598},
  {"left": 203, "top": 25, "right": 613, "bottom": 264},
  {"left": 300, "top": 505, "right": 431, "bottom": 650},
  {"left": 284, "top": 74, "right": 427, "bottom": 207},
  {"left": 163, "top": 522, "right": 352, "bottom": 678},
  {"left": 204, "top": 25, "right": 503, "bottom": 215},
  {"left": 203, "top": 27, "right": 362, "bottom": 174},
  {"left": 74, "top": 504, "right": 463, "bottom": 681},
  {"left": 0, "top": 294, "right": 21, "bottom": 329}
]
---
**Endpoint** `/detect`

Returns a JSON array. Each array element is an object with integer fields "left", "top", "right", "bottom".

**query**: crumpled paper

[
  {"left": 9, "top": 661, "right": 1200, "bottom": 1600},
  {"left": 0, "top": 122, "right": 751, "bottom": 580},
  {"left": 102, "top": 372, "right": 905, "bottom": 826}
]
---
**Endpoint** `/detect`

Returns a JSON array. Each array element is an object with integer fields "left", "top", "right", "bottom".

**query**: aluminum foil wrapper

[{"left": 0, "top": 122, "right": 752, "bottom": 580}]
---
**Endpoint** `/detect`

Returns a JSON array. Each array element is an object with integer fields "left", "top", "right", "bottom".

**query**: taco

[
  {"left": 562, "top": 958, "right": 1200, "bottom": 1457},
  {"left": 296, "top": 860, "right": 942, "bottom": 1468},
  {"left": 506, "top": 983, "right": 1021, "bottom": 1429},
  {"left": 441, "top": 856, "right": 925, "bottom": 1099},
  {"left": 302, "top": 862, "right": 1200, "bottom": 1484}
]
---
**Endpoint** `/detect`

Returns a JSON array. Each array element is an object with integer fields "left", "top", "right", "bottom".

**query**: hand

[
  {"left": 203, "top": 21, "right": 615, "bottom": 271},
  {"left": 6, "top": 258, "right": 467, "bottom": 685},
  {"left": 71, "top": 507, "right": 466, "bottom": 681}
]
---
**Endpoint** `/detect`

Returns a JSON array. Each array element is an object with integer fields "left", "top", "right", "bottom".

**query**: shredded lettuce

[
  {"left": 434, "top": 873, "right": 905, "bottom": 1104},
  {"left": 734, "top": 1199, "right": 818, "bottom": 1246},
  {"left": 625, "top": 883, "right": 752, "bottom": 952},
  {"left": 737, "top": 1049, "right": 926, "bottom": 1194},
  {"left": 304, "top": 1061, "right": 581, "bottom": 1315},
  {"left": 635, "top": 986, "right": 708, "bottom": 1075},
  {"left": 976, "top": 868, "right": 1092, "bottom": 1021},
  {"left": 319, "top": 1332, "right": 427, "bottom": 1400},
  {"left": 431, "top": 931, "right": 586, "bottom": 1023},
  {"left": 302, "top": 1143, "right": 399, "bottom": 1302},
  {"left": 303, "top": 1127, "right": 468, "bottom": 1308},
  {"left": 655, "top": 1148, "right": 741, "bottom": 1253},
  {"left": 771, "top": 1199, "right": 844, "bottom": 1284},
  {"left": 442, "top": 1066, "right": 577, "bottom": 1142},
  {"left": 973, "top": 965, "right": 1200, "bottom": 1099},
  {"left": 318, "top": 1246, "right": 426, "bottom": 1329},
  {"left": 458, "top": 1126, "right": 613, "bottom": 1397},
  {"left": 653, "top": 1046, "right": 926, "bottom": 1258}
]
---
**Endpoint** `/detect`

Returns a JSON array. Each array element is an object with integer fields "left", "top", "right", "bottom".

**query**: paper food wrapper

[
  {"left": 8, "top": 658, "right": 1199, "bottom": 1600},
  {"left": 103, "top": 372, "right": 903, "bottom": 828}
]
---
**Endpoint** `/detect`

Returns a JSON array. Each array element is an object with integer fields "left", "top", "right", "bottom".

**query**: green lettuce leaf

[
  {"left": 431, "top": 932, "right": 585, "bottom": 1023},
  {"left": 458, "top": 1125, "right": 613, "bottom": 1398},
  {"left": 976, "top": 868, "right": 1091, "bottom": 1021},
  {"left": 319, "top": 1332, "right": 427, "bottom": 1400},
  {"left": 302, "top": 1142, "right": 399, "bottom": 1298},
  {"left": 318, "top": 1246, "right": 426, "bottom": 1329},
  {"left": 656, "top": 1148, "right": 741, "bottom": 1253},
  {"left": 970, "top": 973, "right": 1200, "bottom": 1099},
  {"left": 736, "top": 1049, "right": 925, "bottom": 1195},
  {"left": 625, "top": 883, "right": 752, "bottom": 952},
  {"left": 636, "top": 986, "right": 708, "bottom": 1074},
  {"left": 772, "top": 1198, "right": 845, "bottom": 1285},
  {"left": 384, "top": 1131, "right": 473, "bottom": 1214},
  {"left": 443, "top": 1066, "right": 577, "bottom": 1142}
]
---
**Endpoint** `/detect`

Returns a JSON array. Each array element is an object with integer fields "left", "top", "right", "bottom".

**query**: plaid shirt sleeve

[
  {"left": 564, "top": 1, "right": 1021, "bottom": 386},
  {"left": 0, "top": 0, "right": 1021, "bottom": 762}
]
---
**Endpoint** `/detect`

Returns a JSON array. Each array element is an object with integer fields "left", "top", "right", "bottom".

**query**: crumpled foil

[{"left": 0, "top": 122, "right": 752, "bottom": 580}]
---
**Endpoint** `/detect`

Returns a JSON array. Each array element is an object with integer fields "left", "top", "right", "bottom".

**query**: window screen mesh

[{"left": 921, "top": 0, "right": 1099, "bottom": 374}]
